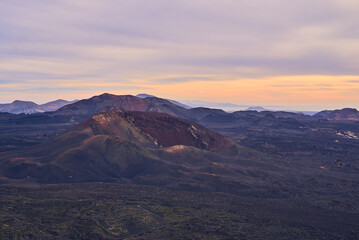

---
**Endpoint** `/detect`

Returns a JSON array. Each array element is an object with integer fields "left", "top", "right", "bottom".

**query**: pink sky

[{"left": 1, "top": 0, "right": 359, "bottom": 110}]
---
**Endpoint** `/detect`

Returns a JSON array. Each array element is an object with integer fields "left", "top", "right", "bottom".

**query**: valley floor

[{"left": 1, "top": 183, "right": 359, "bottom": 240}]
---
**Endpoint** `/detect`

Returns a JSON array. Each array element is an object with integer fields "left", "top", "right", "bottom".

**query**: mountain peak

[
  {"left": 0, "top": 100, "right": 40, "bottom": 114},
  {"left": 94, "top": 93, "right": 126, "bottom": 100},
  {"left": 11, "top": 100, "right": 38, "bottom": 105}
]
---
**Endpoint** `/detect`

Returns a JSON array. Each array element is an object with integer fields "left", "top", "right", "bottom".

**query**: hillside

[{"left": 0, "top": 110, "right": 241, "bottom": 186}]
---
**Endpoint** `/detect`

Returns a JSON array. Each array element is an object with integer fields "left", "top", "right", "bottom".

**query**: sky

[{"left": 1, "top": 0, "right": 359, "bottom": 110}]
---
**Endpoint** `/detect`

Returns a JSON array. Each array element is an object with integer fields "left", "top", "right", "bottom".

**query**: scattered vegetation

[{"left": 1, "top": 183, "right": 358, "bottom": 239}]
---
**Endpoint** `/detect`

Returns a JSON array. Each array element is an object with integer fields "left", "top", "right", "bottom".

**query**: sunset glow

[{"left": 1, "top": 0, "right": 359, "bottom": 110}]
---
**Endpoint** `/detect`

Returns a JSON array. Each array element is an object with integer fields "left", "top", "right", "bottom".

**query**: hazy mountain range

[
  {"left": 136, "top": 93, "right": 191, "bottom": 109},
  {"left": 2, "top": 93, "right": 356, "bottom": 118},
  {"left": 0, "top": 99, "right": 78, "bottom": 114},
  {"left": 0, "top": 93, "right": 358, "bottom": 125}
]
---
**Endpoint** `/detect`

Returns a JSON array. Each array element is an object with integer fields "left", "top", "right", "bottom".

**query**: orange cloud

[
  {"left": 137, "top": 75, "right": 359, "bottom": 110},
  {"left": 1, "top": 74, "right": 359, "bottom": 110}
]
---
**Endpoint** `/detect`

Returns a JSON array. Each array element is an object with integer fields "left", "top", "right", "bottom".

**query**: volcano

[{"left": 0, "top": 110, "right": 239, "bottom": 185}]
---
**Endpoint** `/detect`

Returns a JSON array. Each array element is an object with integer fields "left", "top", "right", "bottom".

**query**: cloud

[
  {"left": 152, "top": 75, "right": 214, "bottom": 83},
  {"left": 0, "top": 0, "right": 359, "bottom": 107}
]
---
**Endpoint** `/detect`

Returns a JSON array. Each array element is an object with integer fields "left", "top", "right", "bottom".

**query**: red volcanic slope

[
  {"left": 77, "top": 110, "right": 235, "bottom": 152},
  {"left": 56, "top": 94, "right": 161, "bottom": 115}
]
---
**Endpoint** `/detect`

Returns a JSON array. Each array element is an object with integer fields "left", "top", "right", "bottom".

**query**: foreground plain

[
  {"left": 1, "top": 94, "right": 359, "bottom": 239},
  {"left": 1, "top": 183, "right": 359, "bottom": 240}
]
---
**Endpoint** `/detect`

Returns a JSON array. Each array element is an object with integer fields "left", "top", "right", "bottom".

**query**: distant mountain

[
  {"left": 246, "top": 106, "right": 268, "bottom": 112},
  {"left": 0, "top": 93, "right": 320, "bottom": 138},
  {"left": 0, "top": 99, "right": 77, "bottom": 114},
  {"left": 243, "top": 107, "right": 318, "bottom": 116},
  {"left": 233, "top": 110, "right": 314, "bottom": 122},
  {"left": 55, "top": 93, "right": 188, "bottom": 121},
  {"left": 0, "top": 100, "right": 41, "bottom": 114},
  {"left": 40, "top": 99, "right": 78, "bottom": 112},
  {"left": 52, "top": 93, "right": 235, "bottom": 124},
  {"left": 183, "top": 100, "right": 248, "bottom": 112},
  {"left": 136, "top": 93, "right": 156, "bottom": 98},
  {"left": 136, "top": 93, "right": 191, "bottom": 109},
  {"left": 314, "top": 108, "right": 359, "bottom": 121},
  {"left": 294, "top": 111, "right": 318, "bottom": 116}
]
